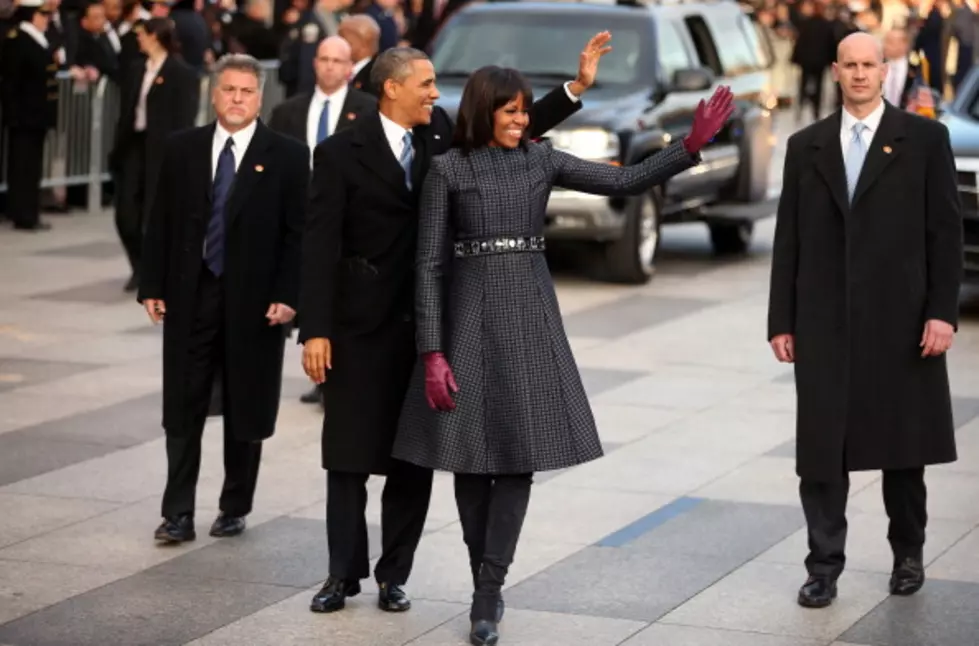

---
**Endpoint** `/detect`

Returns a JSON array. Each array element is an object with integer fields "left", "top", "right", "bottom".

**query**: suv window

[
  {"left": 704, "top": 13, "right": 758, "bottom": 75},
  {"left": 431, "top": 12, "right": 653, "bottom": 87},
  {"left": 657, "top": 21, "right": 693, "bottom": 83}
]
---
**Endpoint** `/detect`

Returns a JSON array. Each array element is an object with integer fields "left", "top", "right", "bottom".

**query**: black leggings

[{"left": 454, "top": 473, "right": 533, "bottom": 621}]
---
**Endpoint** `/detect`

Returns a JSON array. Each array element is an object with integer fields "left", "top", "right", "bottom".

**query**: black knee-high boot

[{"left": 455, "top": 473, "right": 533, "bottom": 644}]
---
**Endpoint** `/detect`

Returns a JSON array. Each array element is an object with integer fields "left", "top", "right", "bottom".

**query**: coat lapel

[
  {"left": 850, "top": 104, "right": 905, "bottom": 207},
  {"left": 410, "top": 124, "right": 430, "bottom": 194},
  {"left": 811, "top": 111, "right": 850, "bottom": 217},
  {"left": 198, "top": 122, "right": 217, "bottom": 212},
  {"left": 336, "top": 93, "right": 363, "bottom": 133},
  {"left": 225, "top": 121, "right": 274, "bottom": 230},
  {"left": 354, "top": 111, "right": 412, "bottom": 197}
]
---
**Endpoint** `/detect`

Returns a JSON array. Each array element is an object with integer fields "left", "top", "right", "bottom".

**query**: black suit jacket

[
  {"left": 267, "top": 86, "right": 376, "bottom": 148},
  {"left": 350, "top": 56, "right": 375, "bottom": 96},
  {"left": 139, "top": 120, "right": 310, "bottom": 442},
  {"left": 110, "top": 55, "right": 198, "bottom": 191},
  {"left": 0, "top": 26, "right": 59, "bottom": 130},
  {"left": 74, "top": 31, "right": 119, "bottom": 82},
  {"left": 299, "top": 84, "right": 582, "bottom": 342},
  {"left": 767, "top": 103, "right": 961, "bottom": 481}
]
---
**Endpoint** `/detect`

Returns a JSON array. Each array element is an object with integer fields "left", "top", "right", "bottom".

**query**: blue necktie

[
  {"left": 205, "top": 137, "right": 235, "bottom": 277},
  {"left": 316, "top": 100, "right": 330, "bottom": 144},
  {"left": 845, "top": 122, "right": 868, "bottom": 203},
  {"left": 399, "top": 131, "right": 413, "bottom": 190}
]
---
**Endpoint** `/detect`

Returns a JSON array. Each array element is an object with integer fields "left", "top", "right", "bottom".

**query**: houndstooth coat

[{"left": 391, "top": 140, "right": 699, "bottom": 475}]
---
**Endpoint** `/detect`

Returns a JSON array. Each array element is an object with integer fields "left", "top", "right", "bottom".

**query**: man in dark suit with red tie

[{"left": 139, "top": 54, "right": 310, "bottom": 545}]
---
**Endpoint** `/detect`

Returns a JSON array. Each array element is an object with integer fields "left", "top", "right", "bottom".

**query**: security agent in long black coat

[
  {"left": 138, "top": 120, "right": 309, "bottom": 535},
  {"left": 111, "top": 53, "right": 198, "bottom": 286},
  {"left": 0, "top": 15, "right": 59, "bottom": 231},
  {"left": 767, "top": 102, "right": 961, "bottom": 597},
  {"left": 299, "top": 82, "right": 581, "bottom": 611}
]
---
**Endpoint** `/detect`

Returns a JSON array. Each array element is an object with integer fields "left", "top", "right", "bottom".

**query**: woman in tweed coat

[{"left": 392, "top": 66, "right": 734, "bottom": 645}]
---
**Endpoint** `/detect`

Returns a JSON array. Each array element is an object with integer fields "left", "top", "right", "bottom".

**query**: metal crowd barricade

[{"left": 0, "top": 60, "right": 284, "bottom": 212}]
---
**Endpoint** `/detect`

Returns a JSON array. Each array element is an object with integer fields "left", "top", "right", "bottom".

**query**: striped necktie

[{"left": 399, "top": 131, "right": 413, "bottom": 190}]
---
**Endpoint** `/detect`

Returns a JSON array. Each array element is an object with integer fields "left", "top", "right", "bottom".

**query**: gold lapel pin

[
  {"left": 346, "top": 112, "right": 356, "bottom": 120},
  {"left": 255, "top": 164, "right": 264, "bottom": 172},
  {"left": 155, "top": 77, "right": 164, "bottom": 85},
  {"left": 883, "top": 145, "right": 892, "bottom": 154}
]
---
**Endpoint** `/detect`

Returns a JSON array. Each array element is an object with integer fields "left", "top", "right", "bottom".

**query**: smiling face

[
  {"left": 491, "top": 93, "right": 530, "bottom": 149},
  {"left": 385, "top": 59, "right": 439, "bottom": 128}
]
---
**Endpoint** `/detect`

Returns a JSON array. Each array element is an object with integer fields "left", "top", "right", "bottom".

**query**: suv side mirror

[{"left": 671, "top": 67, "right": 714, "bottom": 93}]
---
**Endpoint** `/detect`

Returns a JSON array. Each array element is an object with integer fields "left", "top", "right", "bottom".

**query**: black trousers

[
  {"left": 114, "top": 134, "right": 146, "bottom": 276},
  {"left": 326, "top": 458, "right": 433, "bottom": 584},
  {"left": 6, "top": 128, "right": 46, "bottom": 229},
  {"left": 161, "top": 266, "right": 263, "bottom": 519},
  {"left": 800, "top": 468, "right": 927, "bottom": 580},
  {"left": 796, "top": 68, "right": 824, "bottom": 122},
  {"left": 455, "top": 473, "right": 533, "bottom": 621}
]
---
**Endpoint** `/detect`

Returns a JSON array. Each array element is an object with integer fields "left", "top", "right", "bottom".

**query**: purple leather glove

[
  {"left": 683, "top": 85, "right": 735, "bottom": 155},
  {"left": 423, "top": 352, "right": 458, "bottom": 411}
]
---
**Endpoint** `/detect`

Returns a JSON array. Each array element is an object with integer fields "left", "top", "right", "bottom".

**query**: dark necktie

[{"left": 205, "top": 137, "right": 236, "bottom": 277}]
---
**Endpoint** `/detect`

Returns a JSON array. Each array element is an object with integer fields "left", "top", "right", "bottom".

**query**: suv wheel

[
  {"left": 602, "top": 190, "right": 661, "bottom": 284},
  {"left": 709, "top": 221, "right": 754, "bottom": 255}
]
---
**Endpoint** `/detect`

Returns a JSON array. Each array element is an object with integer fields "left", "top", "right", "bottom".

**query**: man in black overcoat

[
  {"left": 138, "top": 53, "right": 310, "bottom": 545},
  {"left": 768, "top": 32, "right": 962, "bottom": 609},
  {"left": 0, "top": 0, "right": 58, "bottom": 231},
  {"left": 299, "top": 35, "right": 612, "bottom": 614},
  {"left": 269, "top": 34, "right": 375, "bottom": 406}
]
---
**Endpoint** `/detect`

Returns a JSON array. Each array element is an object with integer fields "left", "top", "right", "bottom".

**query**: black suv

[{"left": 428, "top": 0, "right": 779, "bottom": 283}]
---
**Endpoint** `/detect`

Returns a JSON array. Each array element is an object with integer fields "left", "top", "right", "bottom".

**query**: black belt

[{"left": 453, "top": 236, "right": 545, "bottom": 258}]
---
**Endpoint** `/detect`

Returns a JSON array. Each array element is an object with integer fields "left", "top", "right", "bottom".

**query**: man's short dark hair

[
  {"left": 370, "top": 46, "right": 428, "bottom": 94},
  {"left": 452, "top": 65, "right": 534, "bottom": 154}
]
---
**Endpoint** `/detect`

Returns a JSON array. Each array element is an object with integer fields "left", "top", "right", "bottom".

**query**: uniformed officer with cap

[{"left": 1, "top": 0, "right": 58, "bottom": 231}]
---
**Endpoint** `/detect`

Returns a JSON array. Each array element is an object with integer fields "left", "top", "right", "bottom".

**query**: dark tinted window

[{"left": 431, "top": 12, "right": 654, "bottom": 87}]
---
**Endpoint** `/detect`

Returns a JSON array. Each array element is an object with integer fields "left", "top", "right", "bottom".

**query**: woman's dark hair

[
  {"left": 142, "top": 17, "right": 181, "bottom": 56},
  {"left": 451, "top": 66, "right": 534, "bottom": 154}
]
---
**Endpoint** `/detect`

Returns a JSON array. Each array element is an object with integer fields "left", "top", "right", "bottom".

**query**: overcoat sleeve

[
  {"left": 924, "top": 122, "right": 964, "bottom": 329},
  {"left": 415, "top": 158, "right": 451, "bottom": 355},
  {"left": 137, "top": 136, "right": 176, "bottom": 302},
  {"left": 767, "top": 136, "right": 801, "bottom": 339},
  {"left": 298, "top": 139, "right": 345, "bottom": 343},
  {"left": 550, "top": 140, "right": 698, "bottom": 196},
  {"left": 272, "top": 140, "right": 310, "bottom": 309},
  {"left": 526, "top": 84, "right": 582, "bottom": 139}
]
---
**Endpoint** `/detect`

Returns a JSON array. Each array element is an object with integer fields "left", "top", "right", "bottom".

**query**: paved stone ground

[{"left": 3, "top": 111, "right": 979, "bottom": 646}]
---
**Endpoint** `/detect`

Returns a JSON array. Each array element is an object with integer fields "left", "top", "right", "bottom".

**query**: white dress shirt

[
  {"left": 351, "top": 57, "right": 370, "bottom": 80},
  {"left": 379, "top": 110, "right": 411, "bottom": 161},
  {"left": 212, "top": 118, "right": 257, "bottom": 179},
  {"left": 135, "top": 54, "right": 166, "bottom": 132},
  {"left": 885, "top": 57, "right": 908, "bottom": 106},
  {"left": 840, "top": 99, "right": 885, "bottom": 159},
  {"left": 306, "top": 84, "right": 348, "bottom": 154}
]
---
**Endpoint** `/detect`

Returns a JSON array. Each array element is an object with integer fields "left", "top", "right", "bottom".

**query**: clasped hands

[{"left": 770, "top": 319, "right": 955, "bottom": 363}]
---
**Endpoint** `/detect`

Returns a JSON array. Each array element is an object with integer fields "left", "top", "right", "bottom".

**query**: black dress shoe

[
  {"left": 154, "top": 514, "right": 195, "bottom": 544},
  {"left": 310, "top": 577, "right": 361, "bottom": 613},
  {"left": 299, "top": 387, "right": 322, "bottom": 404},
  {"left": 797, "top": 575, "right": 837, "bottom": 608},
  {"left": 378, "top": 582, "right": 411, "bottom": 611},
  {"left": 890, "top": 557, "right": 925, "bottom": 596},
  {"left": 469, "top": 620, "right": 500, "bottom": 645},
  {"left": 209, "top": 514, "right": 246, "bottom": 537}
]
